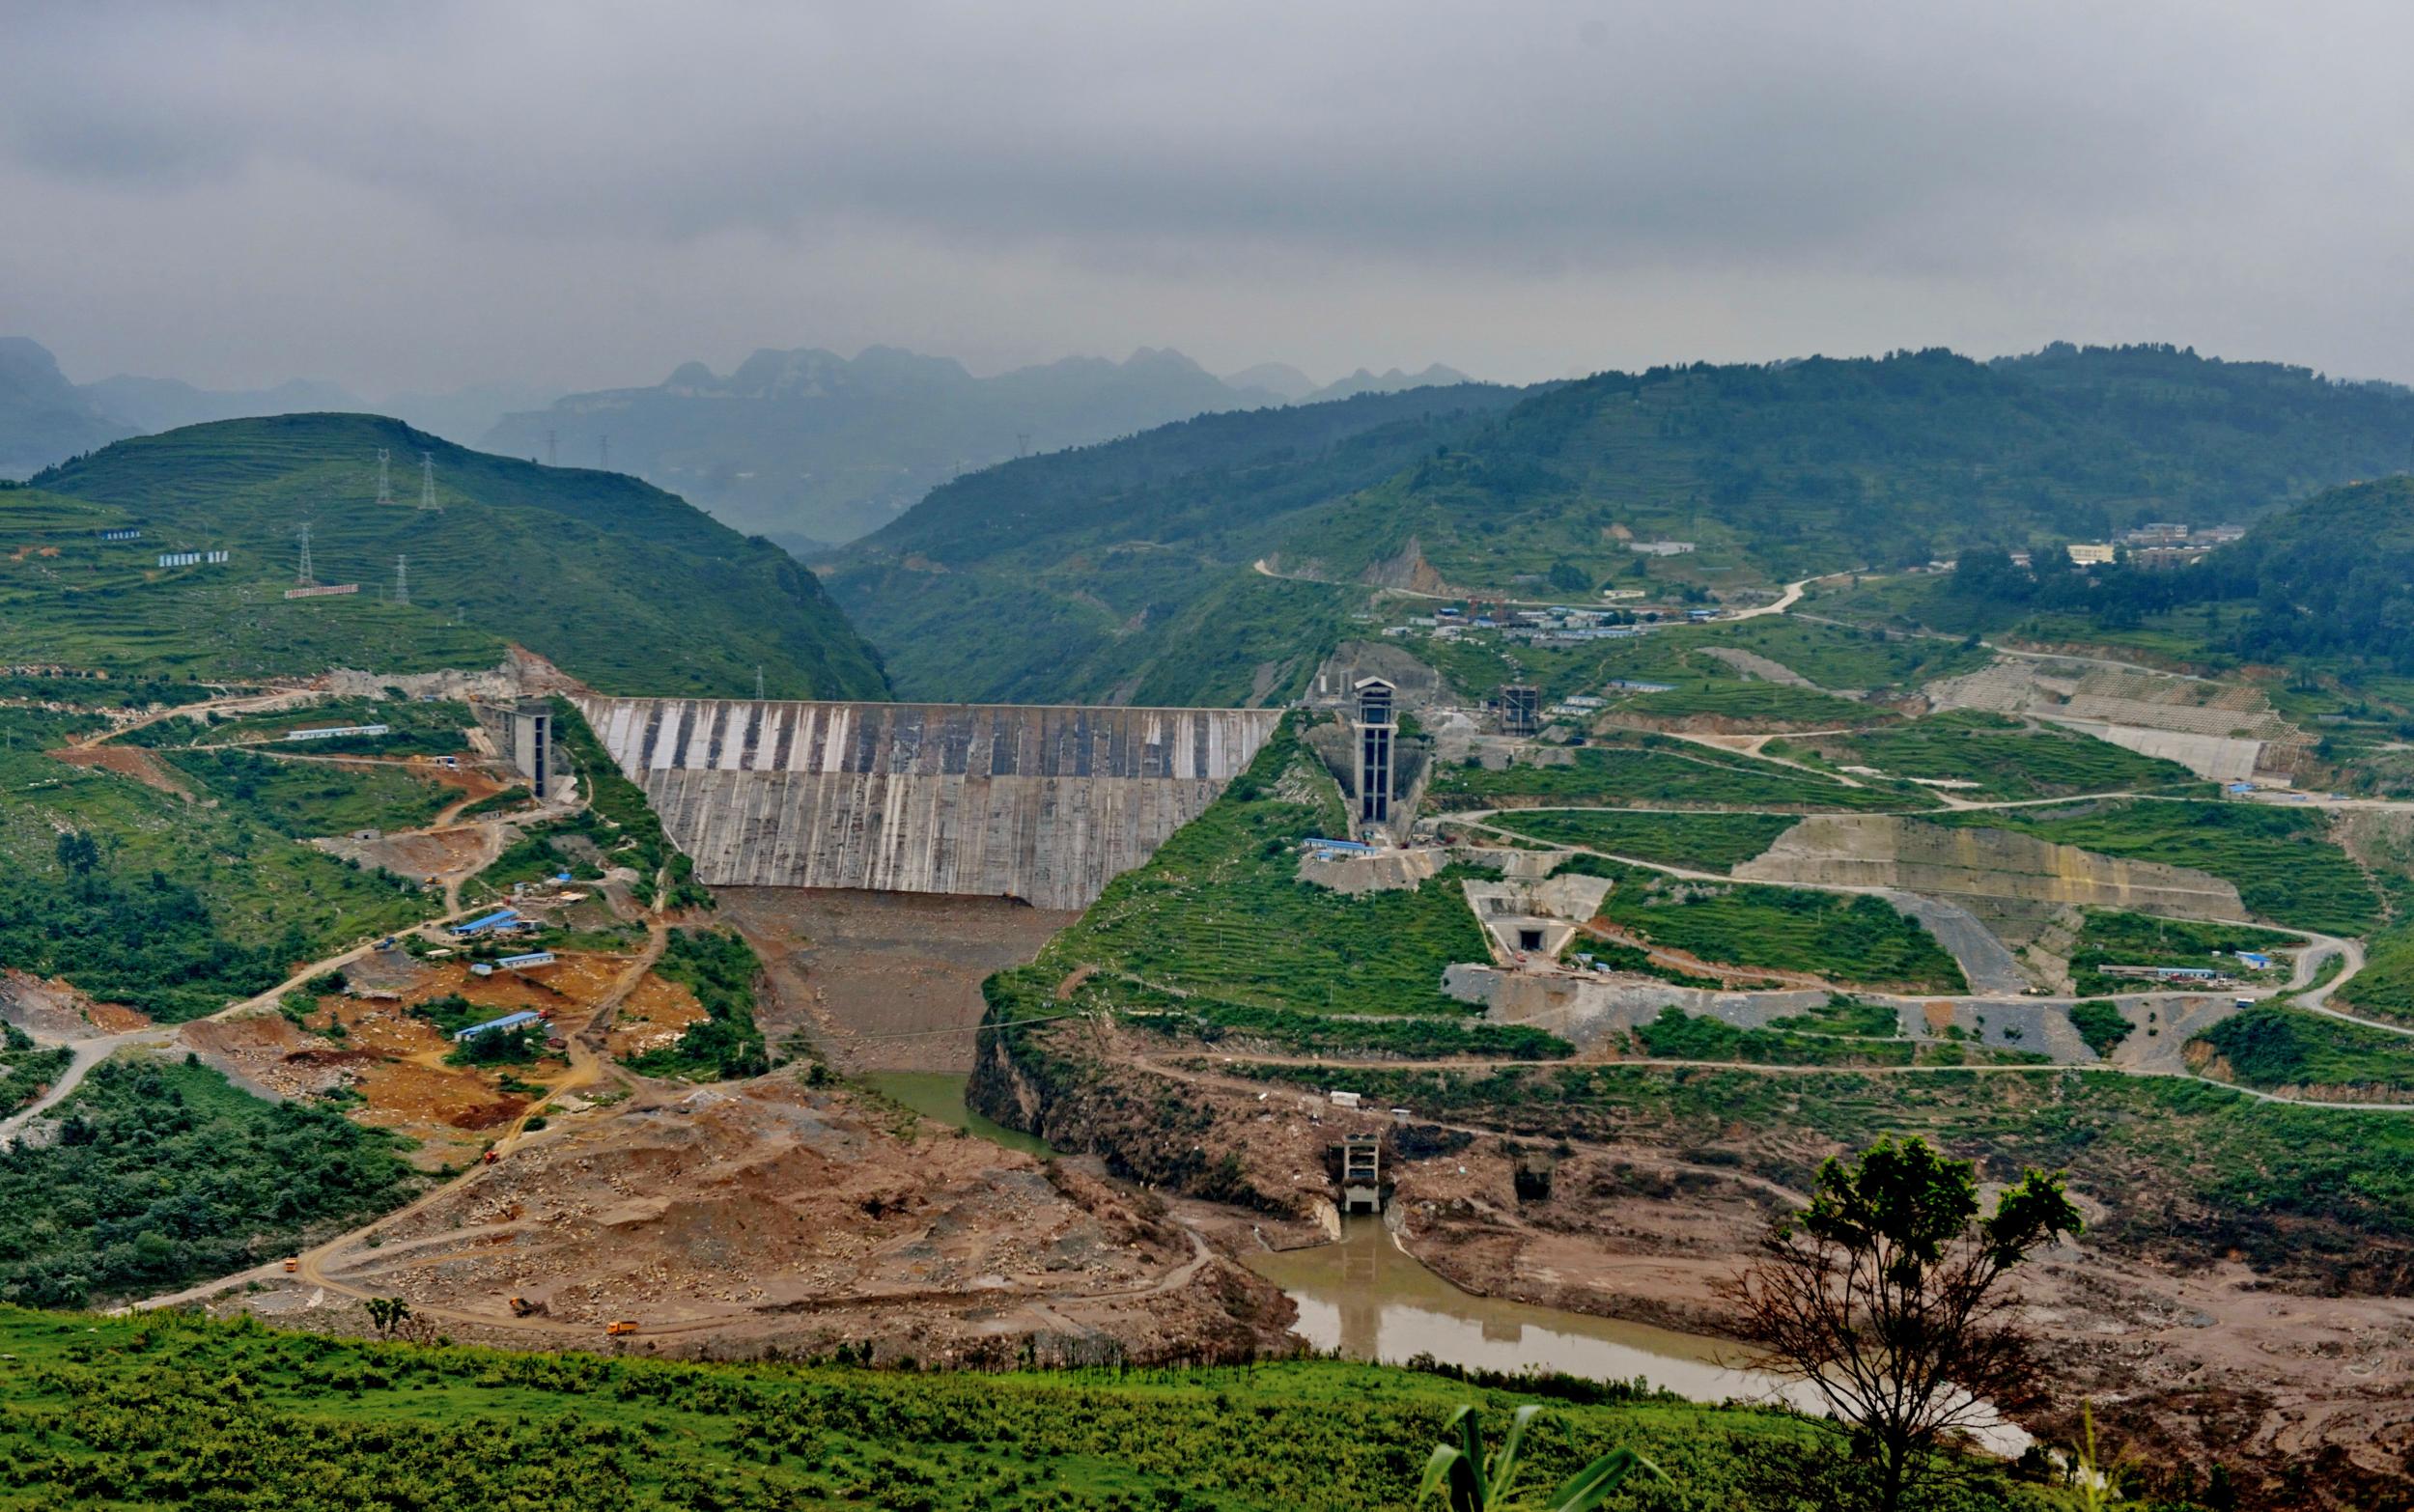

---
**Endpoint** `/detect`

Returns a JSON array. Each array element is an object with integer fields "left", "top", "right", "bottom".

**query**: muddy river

[
  {"left": 912, "top": 1079, "right": 2026, "bottom": 1448},
  {"left": 1247, "top": 1217, "right": 1774, "bottom": 1398},
  {"left": 860, "top": 1071, "right": 1057, "bottom": 1158}
]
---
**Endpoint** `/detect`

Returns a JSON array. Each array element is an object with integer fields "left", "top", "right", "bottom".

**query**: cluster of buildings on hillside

[
  {"left": 1920, "top": 521, "right": 2250, "bottom": 575},
  {"left": 1382, "top": 600, "right": 1719, "bottom": 645}
]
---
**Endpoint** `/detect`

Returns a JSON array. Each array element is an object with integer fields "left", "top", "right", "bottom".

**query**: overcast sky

[{"left": 4, "top": 0, "right": 2410, "bottom": 395}]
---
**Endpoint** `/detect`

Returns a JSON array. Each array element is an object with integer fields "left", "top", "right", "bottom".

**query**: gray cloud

[{"left": 2, "top": 0, "right": 2409, "bottom": 393}]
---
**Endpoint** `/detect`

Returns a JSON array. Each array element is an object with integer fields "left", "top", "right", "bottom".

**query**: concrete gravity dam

[{"left": 576, "top": 698, "right": 1282, "bottom": 910}]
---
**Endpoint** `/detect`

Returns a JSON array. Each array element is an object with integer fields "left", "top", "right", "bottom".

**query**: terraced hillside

[{"left": 11, "top": 414, "right": 887, "bottom": 697}]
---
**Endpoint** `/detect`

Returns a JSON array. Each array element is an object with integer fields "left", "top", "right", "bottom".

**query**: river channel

[{"left": 873, "top": 1078, "right": 2028, "bottom": 1453}]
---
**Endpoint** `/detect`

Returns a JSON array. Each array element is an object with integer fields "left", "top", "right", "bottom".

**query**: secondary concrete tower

[
  {"left": 1353, "top": 676, "right": 1396, "bottom": 827},
  {"left": 508, "top": 699, "right": 553, "bottom": 800}
]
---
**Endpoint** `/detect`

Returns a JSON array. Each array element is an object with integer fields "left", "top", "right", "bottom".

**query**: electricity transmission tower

[
  {"left": 295, "top": 523, "right": 316, "bottom": 586},
  {"left": 546, "top": 429, "right": 558, "bottom": 467},
  {"left": 754, "top": 664, "right": 766, "bottom": 700},
  {"left": 599, "top": 434, "right": 610, "bottom": 470},
  {"left": 375, "top": 449, "right": 393, "bottom": 505},
  {"left": 395, "top": 554, "right": 409, "bottom": 606},
  {"left": 419, "top": 452, "right": 441, "bottom": 511}
]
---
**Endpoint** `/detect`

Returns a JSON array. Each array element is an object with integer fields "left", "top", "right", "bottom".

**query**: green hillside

[
  {"left": 0, "top": 1304, "right": 2056, "bottom": 1512},
  {"left": 12, "top": 413, "right": 887, "bottom": 697},
  {"left": 824, "top": 385, "right": 1530, "bottom": 703},
  {"left": 830, "top": 345, "right": 2414, "bottom": 706}
]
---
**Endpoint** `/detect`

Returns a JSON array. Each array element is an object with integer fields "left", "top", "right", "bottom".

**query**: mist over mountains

[
  {"left": 0, "top": 336, "right": 559, "bottom": 475},
  {"left": 480, "top": 347, "right": 1472, "bottom": 547},
  {"left": 0, "top": 333, "right": 1468, "bottom": 548}
]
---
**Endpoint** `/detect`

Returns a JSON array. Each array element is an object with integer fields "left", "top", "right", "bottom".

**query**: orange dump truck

[{"left": 605, "top": 1320, "right": 639, "bottom": 1337}]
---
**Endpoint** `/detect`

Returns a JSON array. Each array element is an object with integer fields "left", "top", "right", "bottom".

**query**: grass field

[
  {"left": 1931, "top": 799, "right": 2380, "bottom": 935},
  {"left": 1770, "top": 711, "right": 2201, "bottom": 801},
  {"left": 2063, "top": 910, "right": 2298, "bottom": 996},
  {"left": 995, "top": 718, "right": 1494, "bottom": 1021},
  {"left": 164, "top": 749, "right": 453, "bottom": 837},
  {"left": 1593, "top": 870, "right": 1968, "bottom": 993},
  {"left": 0, "top": 1304, "right": 2061, "bottom": 1512},
  {"left": 0, "top": 706, "right": 440, "bottom": 1020},
  {"left": 1604, "top": 679, "right": 1889, "bottom": 730},
  {"left": 2195, "top": 1006, "right": 2414, "bottom": 1094},
  {"left": 1409, "top": 610, "right": 1989, "bottom": 705},
  {"left": 123, "top": 695, "right": 478, "bottom": 755},
  {"left": 1632, "top": 1006, "right": 1918, "bottom": 1067},
  {"left": 1426, "top": 739, "right": 1935, "bottom": 813},
  {"left": 1484, "top": 809, "right": 1798, "bottom": 871},
  {"left": 2334, "top": 920, "right": 2414, "bottom": 1025},
  {"left": 8, "top": 415, "right": 887, "bottom": 698}
]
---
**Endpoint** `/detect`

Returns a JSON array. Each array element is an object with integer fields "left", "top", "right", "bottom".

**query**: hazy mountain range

[
  {"left": 480, "top": 349, "right": 1472, "bottom": 547},
  {"left": 0, "top": 334, "right": 1468, "bottom": 548},
  {"left": 0, "top": 337, "right": 560, "bottom": 475}
]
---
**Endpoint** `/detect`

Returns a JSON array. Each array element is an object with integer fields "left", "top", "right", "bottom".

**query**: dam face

[{"left": 576, "top": 698, "right": 1281, "bottom": 910}]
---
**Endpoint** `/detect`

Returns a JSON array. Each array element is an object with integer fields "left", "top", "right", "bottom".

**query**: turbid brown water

[{"left": 717, "top": 886, "right": 1077, "bottom": 1071}]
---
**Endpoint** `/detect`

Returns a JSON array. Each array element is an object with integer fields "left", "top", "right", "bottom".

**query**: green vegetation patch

[
  {"left": 2063, "top": 910, "right": 2299, "bottom": 996},
  {"left": 2196, "top": 1006, "right": 2414, "bottom": 1094},
  {"left": 1426, "top": 739, "right": 1932, "bottom": 814},
  {"left": 1632, "top": 1007, "right": 1915, "bottom": 1067},
  {"left": 550, "top": 696, "right": 709, "bottom": 909},
  {"left": 2336, "top": 921, "right": 2414, "bottom": 1027},
  {"left": 19, "top": 416, "right": 886, "bottom": 697},
  {"left": 1597, "top": 872, "right": 1967, "bottom": 994},
  {"left": 1604, "top": 679, "right": 1889, "bottom": 731},
  {"left": 1, "top": 710, "right": 437, "bottom": 1021},
  {"left": 995, "top": 717, "right": 1491, "bottom": 1022},
  {"left": 0, "top": 1023, "right": 71, "bottom": 1114},
  {"left": 1771, "top": 711, "right": 2200, "bottom": 801},
  {"left": 1767, "top": 994, "right": 1902, "bottom": 1038},
  {"left": 2067, "top": 1000, "right": 2133, "bottom": 1059},
  {"left": 0, "top": 1057, "right": 419, "bottom": 1308},
  {"left": 1219, "top": 1058, "right": 2414, "bottom": 1275},
  {"left": 122, "top": 694, "right": 477, "bottom": 754},
  {"left": 0, "top": 1304, "right": 2020, "bottom": 1512},
  {"left": 1489, "top": 809, "right": 1796, "bottom": 871},
  {"left": 165, "top": 747, "right": 452, "bottom": 837},
  {"left": 1931, "top": 799, "right": 2380, "bottom": 935},
  {"left": 622, "top": 928, "right": 771, "bottom": 1081},
  {"left": 1098, "top": 976, "right": 1568, "bottom": 1060}
]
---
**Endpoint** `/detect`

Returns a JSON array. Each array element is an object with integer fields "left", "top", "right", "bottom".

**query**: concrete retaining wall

[{"left": 577, "top": 698, "right": 1280, "bottom": 909}]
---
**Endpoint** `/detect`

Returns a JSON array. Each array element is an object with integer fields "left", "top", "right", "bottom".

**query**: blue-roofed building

[
  {"left": 453, "top": 1010, "right": 545, "bottom": 1043},
  {"left": 452, "top": 909, "right": 520, "bottom": 938}
]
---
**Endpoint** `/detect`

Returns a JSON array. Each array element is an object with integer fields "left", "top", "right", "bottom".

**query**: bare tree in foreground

[{"left": 1717, "top": 1135, "right": 2084, "bottom": 1512}]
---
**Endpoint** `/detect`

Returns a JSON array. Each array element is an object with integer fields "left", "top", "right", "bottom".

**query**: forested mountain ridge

[
  {"left": 824, "top": 344, "right": 2414, "bottom": 707},
  {"left": 823, "top": 381, "right": 1534, "bottom": 704},
  {"left": 484, "top": 344, "right": 1318, "bottom": 547},
  {"left": 16, "top": 413, "right": 888, "bottom": 697}
]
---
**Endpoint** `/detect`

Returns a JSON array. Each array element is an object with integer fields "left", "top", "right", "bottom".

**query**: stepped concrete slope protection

[{"left": 578, "top": 698, "right": 1280, "bottom": 908}]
